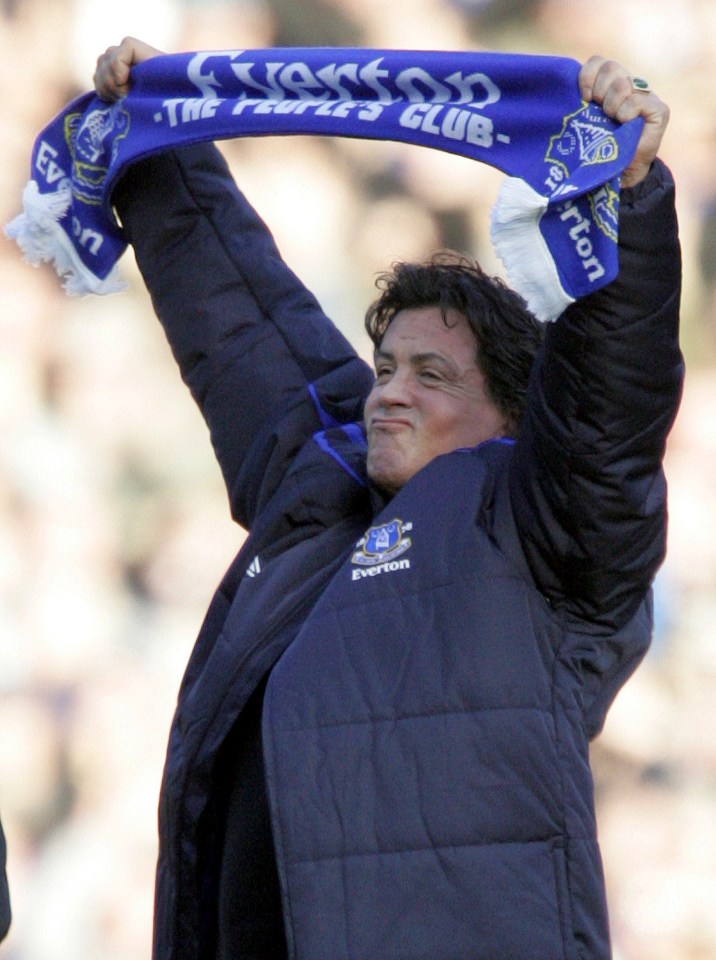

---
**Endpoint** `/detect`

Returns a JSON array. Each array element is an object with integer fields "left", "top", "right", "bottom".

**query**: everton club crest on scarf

[{"left": 5, "top": 48, "right": 643, "bottom": 321}]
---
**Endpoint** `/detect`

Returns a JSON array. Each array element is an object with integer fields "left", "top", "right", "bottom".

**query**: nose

[{"left": 373, "top": 367, "right": 412, "bottom": 408}]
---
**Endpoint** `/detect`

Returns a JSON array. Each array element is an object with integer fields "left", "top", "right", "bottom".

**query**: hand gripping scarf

[{"left": 5, "top": 48, "right": 643, "bottom": 321}]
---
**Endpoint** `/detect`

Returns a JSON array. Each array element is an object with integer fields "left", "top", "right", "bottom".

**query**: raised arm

[
  {"left": 509, "top": 59, "right": 683, "bottom": 632},
  {"left": 96, "top": 41, "right": 374, "bottom": 529}
]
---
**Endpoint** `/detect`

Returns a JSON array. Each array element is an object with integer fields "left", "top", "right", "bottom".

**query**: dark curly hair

[{"left": 364, "top": 251, "right": 544, "bottom": 432}]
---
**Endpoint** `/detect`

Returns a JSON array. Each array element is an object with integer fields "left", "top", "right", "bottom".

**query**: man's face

[{"left": 364, "top": 306, "right": 509, "bottom": 493}]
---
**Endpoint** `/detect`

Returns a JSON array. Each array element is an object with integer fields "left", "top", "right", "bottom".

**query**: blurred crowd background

[{"left": 1, "top": 0, "right": 715, "bottom": 958}]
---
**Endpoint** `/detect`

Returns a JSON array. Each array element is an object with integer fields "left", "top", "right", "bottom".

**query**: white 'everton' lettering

[
  {"left": 230, "top": 61, "right": 328, "bottom": 101},
  {"left": 355, "top": 58, "right": 393, "bottom": 103},
  {"left": 71, "top": 218, "right": 103, "bottom": 255},
  {"left": 395, "top": 68, "right": 499, "bottom": 108},
  {"left": 314, "top": 62, "right": 360, "bottom": 99},
  {"left": 185, "top": 52, "right": 502, "bottom": 114},
  {"left": 35, "top": 140, "right": 67, "bottom": 184},
  {"left": 351, "top": 559, "right": 411, "bottom": 581},
  {"left": 187, "top": 49, "right": 247, "bottom": 98},
  {"left": 558, "top": 201, "right": 606, "bottom": 283}
]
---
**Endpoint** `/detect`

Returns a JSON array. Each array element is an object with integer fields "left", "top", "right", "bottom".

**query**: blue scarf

[{"left": 6, "top": 48, "right": 642, "bottom": 321}]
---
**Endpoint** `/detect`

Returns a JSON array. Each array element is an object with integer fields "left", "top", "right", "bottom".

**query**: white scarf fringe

[
  {"left": 5, "top": 180, "right": 125, "bottom": 296},
  {"left": 490, "top": 177, "right": 574, "bottom": 323}
]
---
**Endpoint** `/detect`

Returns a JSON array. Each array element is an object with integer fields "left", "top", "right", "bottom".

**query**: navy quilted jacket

[{"left": 114, "top": 143, "right": 682, "bottom": 960}]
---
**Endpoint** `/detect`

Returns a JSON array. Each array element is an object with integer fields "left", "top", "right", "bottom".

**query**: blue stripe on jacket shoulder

[
  {"left": 312, "top": 424, "right": 368, "bottom": 487},
  {"left": 308, "top": 382, "right": 343, "bottom": 430}
]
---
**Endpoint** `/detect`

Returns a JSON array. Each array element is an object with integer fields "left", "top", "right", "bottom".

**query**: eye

[
  {"left": 418, "top": 368, "right": 443, "bottom": 384},
  {"left": 375, "top": 364, "right": 393, "bottom": 381}
]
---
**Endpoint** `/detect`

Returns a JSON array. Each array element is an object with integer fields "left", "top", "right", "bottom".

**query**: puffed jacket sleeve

[
  {"left": 509, "top": 159, "right": 684, "bottom": 633},
  {"left": 112, "top": 142, "right": 374, "bottom": 530}
]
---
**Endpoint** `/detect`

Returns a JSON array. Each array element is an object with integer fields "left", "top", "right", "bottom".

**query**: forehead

[{"left": 378, "top": 306, "right": 478, "bottom": 361}]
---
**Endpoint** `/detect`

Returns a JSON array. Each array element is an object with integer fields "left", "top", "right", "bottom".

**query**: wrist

[{"left": 620, "top": 160, "right": 654, "bottom": 192}]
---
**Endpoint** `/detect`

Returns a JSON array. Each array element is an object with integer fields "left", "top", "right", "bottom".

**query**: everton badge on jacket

[{"left": 351, "top": 519, "right": 412, "bottom": 581}]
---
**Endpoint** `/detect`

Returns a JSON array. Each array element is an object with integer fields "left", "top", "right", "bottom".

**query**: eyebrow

[
  {"left": 373, "top": 348, "right": 461, "bottom": 375},
  {"left": 374, "top": 348, "right": 457, "bottom": 367}
]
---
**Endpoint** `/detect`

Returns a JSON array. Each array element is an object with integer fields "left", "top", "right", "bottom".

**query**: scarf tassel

[
  {"left": 490, "top": 177, "right": 573, "bottom": 323},
  {"left": 5, "top": 180, "right": 125, "bottom": 296}
]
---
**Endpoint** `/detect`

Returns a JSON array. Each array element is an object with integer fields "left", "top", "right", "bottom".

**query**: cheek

[
  {"left": 437, "top": 397, "right": 505, "bottom": 448},
  {"left": 363, "top": 389, "right": 377, "bottom": 420}
]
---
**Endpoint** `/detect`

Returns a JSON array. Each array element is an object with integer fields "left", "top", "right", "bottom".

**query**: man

[{"left": 95, "top": 39, "right": 682, "bottom": 960}]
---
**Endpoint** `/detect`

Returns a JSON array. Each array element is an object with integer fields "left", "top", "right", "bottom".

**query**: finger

[
  {"left": 109, "top": 57, "right": 132, "bottom": 93},
  {"left": 578, "top": 55, "right": 608, "bottom": 101},
  {"left": 600, "top": 73, "right": 643, "bottom": 120},
  {"left": 619, "top": 90, "right": 669, "bottom": 187},
  {"left": 588, "top": 58, "right": 630, "bottom": 108},
  {"left": 93, "top": 37, "right": 163, "bottom": 102},
  {"left": 94, "top": 45, "right": 126, "bottom": 101}
]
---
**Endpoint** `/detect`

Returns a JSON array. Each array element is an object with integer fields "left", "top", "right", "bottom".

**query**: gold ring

[{"left": 630, "top": 76, "right": 651, "bottom": 94}]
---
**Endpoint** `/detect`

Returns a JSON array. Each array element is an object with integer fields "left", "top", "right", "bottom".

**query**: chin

[
  {"left": 369, "top": 471, "right": 401, "bottom": 494},
  {"left": 366, "top": 459, "right": 404, "bottom": 494},
  {"left": 368, "top": 456, "right": 419, "bottom": 494}
]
